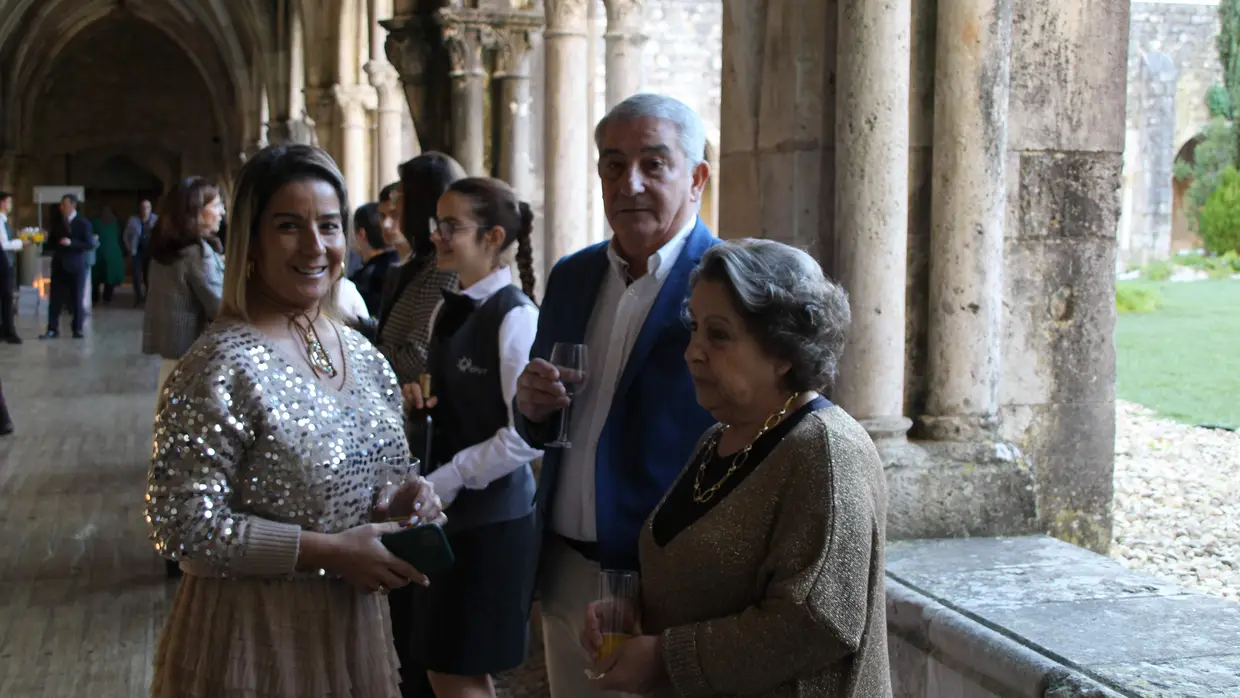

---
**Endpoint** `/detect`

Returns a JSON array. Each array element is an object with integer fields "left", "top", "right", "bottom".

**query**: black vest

[{"left": 426, "top": 284, "right": 536, "bottom": 533}]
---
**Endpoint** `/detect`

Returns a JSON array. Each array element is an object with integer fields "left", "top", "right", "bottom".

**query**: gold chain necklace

[
  {"left": 288, "top": 309, "right": 339, "bottom": 380},
  {"left": 692, "top": 392, "right": 802, "bottom": 504}
]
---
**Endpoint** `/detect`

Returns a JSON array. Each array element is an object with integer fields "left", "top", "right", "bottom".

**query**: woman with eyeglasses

[{"left": 400, "top": 177, "right": 542, "bottom": 698}]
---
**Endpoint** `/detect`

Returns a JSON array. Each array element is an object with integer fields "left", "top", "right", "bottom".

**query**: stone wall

[
  {"left": 720, "top": 0, "right": 1126, "bottom": 552},
  {"left": 1119, "top": 0, "right": 1222, "bottom": 267}
]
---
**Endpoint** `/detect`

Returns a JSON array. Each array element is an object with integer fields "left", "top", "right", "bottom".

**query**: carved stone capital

[
  {"left": 332, "top": 83, "right": 379, "bottom": 124},
  {"left": 383, "top": 19, "right": 432, "bottom": 83},
  {"left": 545, "top": 0, "right": 588, "bottom": 32},
  {"left": 267, "top": 117, "right": 318, "bottom": 146},
  {"left": 603, "top": 0, "right": 645, "bottom": 29},
  {"left": 441, "top": 23, "right": 489, "bottom": 78},
  {"left": 364, "top": 60, "right": 403, "bottom": 101},
  {"left": 493, "top": 26, "right": 536, "bottom": 78}
]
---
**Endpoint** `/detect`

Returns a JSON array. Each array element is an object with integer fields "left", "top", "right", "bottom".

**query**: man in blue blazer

[
  {"left": 515, "top": 93, "right": 719, "bottom": 698},
  {"left": 40, "top": 194, "right": 93, "bottom": 339}
]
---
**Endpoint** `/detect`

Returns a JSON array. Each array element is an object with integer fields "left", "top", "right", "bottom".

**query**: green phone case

[{"left": 380, "top": 523, "right": 455, "bottom": 575}]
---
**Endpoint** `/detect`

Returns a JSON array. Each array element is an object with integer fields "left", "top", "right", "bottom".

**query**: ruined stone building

[
  {"left": 0, "top": 0, "right": 1121, "bottom": 550},
  {"left": 1120, "top": 0, "right": 1223, "bottom": 267}
]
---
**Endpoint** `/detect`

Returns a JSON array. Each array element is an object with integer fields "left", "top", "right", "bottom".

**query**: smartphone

[{"left": 380, "top": 522, "right": 455, "bottom": 575}]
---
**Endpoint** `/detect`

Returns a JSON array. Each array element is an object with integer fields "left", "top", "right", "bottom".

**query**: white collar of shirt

[
  {"left": 65, "top": 211, "right": 76, "bottom": 223},
  {"left": 606, "top": 216, "right": 696, "bottom": 283},
  {"left": 0, "top": 212, "right": 7, "bottom": 229},
  {"left": 458, "top": 265, "right": 514, "bottom": 302}
]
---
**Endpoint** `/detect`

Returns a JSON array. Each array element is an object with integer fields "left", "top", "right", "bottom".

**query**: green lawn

[{"left": 1115, "top": 278, "right": 1240, "bottom": 429}]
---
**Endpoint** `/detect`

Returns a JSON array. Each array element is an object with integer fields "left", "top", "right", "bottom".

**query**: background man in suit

[
  {"left": 0, "top": 191, "right": 22, "bottom": 343},
  {"left": 123, "top": 198, "right": 157, "bottom": 306},
  {"left": 40, "top": 194, "right": 93, "bottom": 339},
  {"left": 515, "top": 93, "right": 717, "bottom": 698}
]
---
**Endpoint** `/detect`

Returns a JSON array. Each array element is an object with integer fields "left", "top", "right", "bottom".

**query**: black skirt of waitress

[{"left": 404, "top": 512, "right": 539, "bottom": 676}]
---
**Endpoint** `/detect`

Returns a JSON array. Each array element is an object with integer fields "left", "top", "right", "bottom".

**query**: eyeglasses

[{"left": 432, "top": 218, "right": 478, "bottom": 239}]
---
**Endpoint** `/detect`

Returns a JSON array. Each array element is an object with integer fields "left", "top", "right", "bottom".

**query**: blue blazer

[{"left": 517, "top": 218, "right": 719, "bottom": 570}]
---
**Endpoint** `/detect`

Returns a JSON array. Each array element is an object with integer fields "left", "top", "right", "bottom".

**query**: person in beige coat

[{"left": 582, "top": 238, "right": 892, "bottom": 698}]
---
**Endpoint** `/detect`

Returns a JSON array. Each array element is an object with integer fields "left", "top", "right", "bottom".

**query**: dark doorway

[{"left": 82, "top": 154, "right": 164, "bottom": 225}]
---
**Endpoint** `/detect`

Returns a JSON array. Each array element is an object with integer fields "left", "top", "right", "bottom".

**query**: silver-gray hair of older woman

[
  {"left": 688, "top": 238, "right": 852, "bottom": 392},
  {"left": 593, "top": 93, "right": 708, "bottom": 167}
]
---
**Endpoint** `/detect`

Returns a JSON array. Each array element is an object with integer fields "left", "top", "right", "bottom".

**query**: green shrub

[
  {"left": 1178, "top": 119, "right": 1239, "bottom": 233},
  {"left": 1208, "top": 84, "right": 1235, "bottom": 119},
  {"left": 1198, "top": 167, "right": 1240, "bottom": 255},
  {"left": 1144, "top": 260, "right": 1174, "bottom": 281},
  {"left": 1116, "top": 283, "right": 1161, "bottom": 314}
]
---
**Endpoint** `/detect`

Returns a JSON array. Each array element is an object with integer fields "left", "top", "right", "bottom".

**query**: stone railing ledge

[
  {"left": 887, "top": 578, "right": 1124, "bottom": 698},
  {"left": 885, "top": 536, "right": 1240, "bottom": 698}
]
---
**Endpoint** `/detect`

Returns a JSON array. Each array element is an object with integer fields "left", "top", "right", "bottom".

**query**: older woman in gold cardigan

[{"left": 582, "top": 238, "right": 892, "bottom": 697}]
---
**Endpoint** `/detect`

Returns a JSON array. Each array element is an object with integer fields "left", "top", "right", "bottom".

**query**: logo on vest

[{"left": 456, "top": 356, "right": 488, "bottom": 376}]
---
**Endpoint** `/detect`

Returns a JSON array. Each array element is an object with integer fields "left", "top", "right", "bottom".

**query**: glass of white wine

[{"left": 547, "top": 342, "right": 587, "bottom": 448}]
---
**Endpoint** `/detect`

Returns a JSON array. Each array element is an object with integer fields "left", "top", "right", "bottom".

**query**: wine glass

[{"left": 547, "top": 342, "right": 587, "bottom": 448}]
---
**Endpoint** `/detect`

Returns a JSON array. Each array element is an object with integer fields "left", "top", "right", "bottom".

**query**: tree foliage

[
  {"left": 1199, "top": 167, "right": 1240, "bottom": 254},
  {"left": 1175, "top": 118, "right": 1237, "bottom": 232},
  {"left": 1221, "top": 0, "right": 1240, "bottom": 122}
]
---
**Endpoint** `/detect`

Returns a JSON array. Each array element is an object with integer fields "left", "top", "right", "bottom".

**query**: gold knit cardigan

[{"left": 638, "top": 405, "right": 893, "bottom": 698}]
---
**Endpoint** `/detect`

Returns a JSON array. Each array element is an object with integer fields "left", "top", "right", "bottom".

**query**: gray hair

[
  {"left": 594, "top": 93, "right": 708, "bottom": 166},
  {"left": 689, "top": 239, "right": 851, "bottom": 392}
]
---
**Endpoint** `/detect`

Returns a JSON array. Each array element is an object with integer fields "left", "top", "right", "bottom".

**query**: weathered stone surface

[
  {"left": 885, "top": 451, "right": 1036, "bottom": 540},
  {"left": 886, "top": 573, "right": 1126, "bottom": 698},
  {"left": 894, "top": 550, "right": 1184, "bottom": 608},
  {"left": 983, "top": 594, "right": 1240, "bottom": 666},
  {"left": 887, "top": 536, "right": 1240, "bottom": 698},
  {"left": 1001, "top": 150, "right": 1120, "bottom": 552},
  {"left": 1007, "top": 0, "right": 1130, "bottom": 153},
  {"left": 887, "top": 534, "right": 1096, "bottom": 574},
  {"left": 1091, "top": 654, "right": 1240, "bottom": 697}
]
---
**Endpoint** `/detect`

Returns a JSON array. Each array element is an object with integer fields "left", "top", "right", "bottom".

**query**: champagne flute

[
  {"left": 585, "top": 569, "right": 640, "bottom": 679},
  {"left": 547, "top": 342, "right": 587, "bottom": 448}
]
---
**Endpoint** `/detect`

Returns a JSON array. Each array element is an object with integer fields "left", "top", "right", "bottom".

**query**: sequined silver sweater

[
  {"left": 639, "top": 406, "right": 893, "bottom": 698},
  {"left": 145, "top": 318, "right": 412, "bottom": 578}
]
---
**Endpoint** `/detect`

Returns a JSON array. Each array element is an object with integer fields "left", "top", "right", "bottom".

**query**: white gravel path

[{"left": 1111, "top": 400, "right": 1240, "bottom": 602}]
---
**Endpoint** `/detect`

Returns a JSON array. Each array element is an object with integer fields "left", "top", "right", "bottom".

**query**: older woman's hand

[
  {"left": 590, "top": 634, "right": 667, "bottom": 694},
  {"left": 376, "top": 476, "right": 446, "bottom": 526}
]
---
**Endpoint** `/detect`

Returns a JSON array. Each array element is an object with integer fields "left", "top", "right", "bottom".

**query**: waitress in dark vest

[{"left": 401, "top": 176, "right": 542, "bottom": 698}]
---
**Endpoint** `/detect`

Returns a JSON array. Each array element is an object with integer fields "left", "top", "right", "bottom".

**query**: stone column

[
  {"left": 494, "top": 27, "right": 536, "bottom": 196},
  {"left": 543, "top": 0, "right": 591, "bottom": 272},
  {"left": 442, "top": 24, "right": 488, "bottom": 176},
  {"left": 602, "top": 0, "right": 646, "bottom": 108},
  {"left": 921, "top": 0, "right": 1013, "bottom": 442},
  {"left": 366, "top": 60, "right": 405, "bottom": 185},
  {"left": 334, "top": 84, "right": 379, "bottom": 205},
  {"left": 833, "top": 0, "right": 913, "bottom": 450},
  {"left": 304, "top": 87, "right": 337, "bottom": 153}
]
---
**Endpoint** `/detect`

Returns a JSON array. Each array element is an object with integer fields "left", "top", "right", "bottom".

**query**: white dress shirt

[
  {"left": 337, "top": 277, "right": 370, "bottom": 320},
  {"left": 0, "top": 213, "right": 21, "bottom": 252},
  {"left": 424, "top": 265, "right": 543, "bottom": 508},
  {"left": 550, "top": 218, "right": 696, "bottom": 541}
]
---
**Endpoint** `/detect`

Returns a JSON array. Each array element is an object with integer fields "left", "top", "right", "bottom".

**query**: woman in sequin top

[
  {"left": 145, "top": 144, "right": 445, "bottom": 698},
  {"left": 581, "top": 240, "right": 893, "bottom": 697}
]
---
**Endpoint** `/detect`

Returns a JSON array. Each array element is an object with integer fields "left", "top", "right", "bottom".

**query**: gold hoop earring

[{"left": 246, "top": 260, "right": 254, "bottom": 279}]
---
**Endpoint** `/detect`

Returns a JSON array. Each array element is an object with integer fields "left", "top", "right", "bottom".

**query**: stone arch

[
  {"left": 1171, "top": 135, "right": 1206, "bottom": 254},
  {"left": 0, "top": 0, "right": 274, "bottom": 161}
]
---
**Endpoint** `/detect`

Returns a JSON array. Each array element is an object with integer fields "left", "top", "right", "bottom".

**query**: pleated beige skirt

[{"left": 150, "top": 574, "right": 402, "bottom": 698}]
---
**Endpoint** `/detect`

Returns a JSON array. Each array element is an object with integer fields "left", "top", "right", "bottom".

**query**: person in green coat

[{"left": 90, "top": 205, "right": 125, "bottom": 304}]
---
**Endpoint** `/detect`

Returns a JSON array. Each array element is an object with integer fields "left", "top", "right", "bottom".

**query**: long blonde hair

[{"left": 221, "top": 144, "right": 349, "bottom": 321}]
